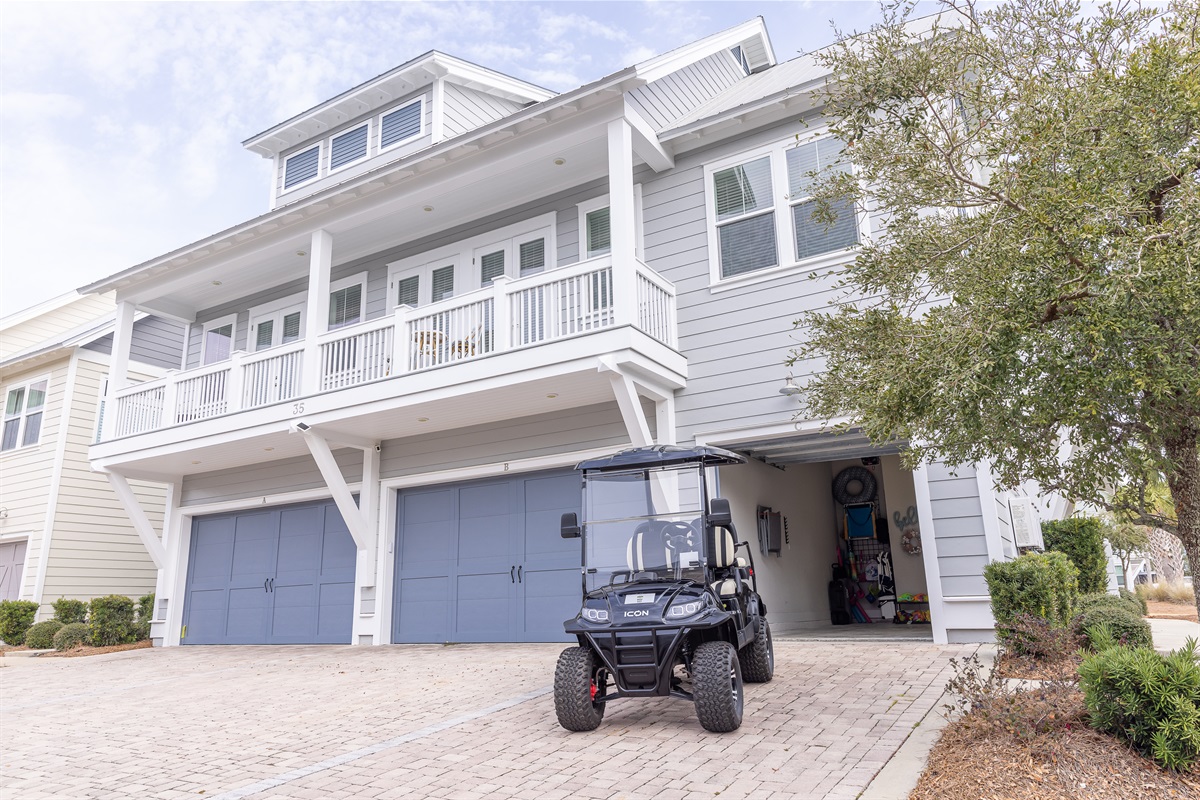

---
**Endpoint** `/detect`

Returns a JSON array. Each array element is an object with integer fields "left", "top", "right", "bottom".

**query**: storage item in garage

[
  {"left": 829, "top": 563, "right": 852, "bottom": 625},
  {"left": 844, "top": 503, "right": 876, "bottom": 539},
  {"left": 757, "top": 506, "right": 783, "bottom": 556}
]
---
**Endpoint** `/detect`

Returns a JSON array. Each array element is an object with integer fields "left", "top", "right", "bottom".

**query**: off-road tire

[
  {"left": 739, "top": 618, "right": 774, "bottom": 683},
  {"left": 554, "top": 646, "right": 606, "bottom": 732},
  {"left": 692, "top": 641, "right": 744, "bottom": 732}
]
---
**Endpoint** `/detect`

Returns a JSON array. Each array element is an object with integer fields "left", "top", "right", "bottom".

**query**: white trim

[
  {"left": 199, "top": 314, "right": 237, "bottom": 365},
  {"left": 1, "top": 372, "right": 51, "bottom": 453},
  {"left": 703, "top": 130, "right": 867, "bottom": 293},
  {"left": 430, "top": 79, "right": 445, "bottom": 143},
  {"left": 377, "top": 96, "right": 426, "bottom": 155},
  {"left": 577, "top": 187, "right": 644, "bottom": 262},
  {"left": 386, "top": 212, "right": 557, "bottom": 308},
  {"left": 911, "top": 465, "right": 949, "bottom": 645},
  {"left": 327, "top": 121, "right": 372, "bottom": 176},
  {"left": 281, "top": 141, "right": 324, "bottom": 193},
  {"left": 31, "top": 356, "right": 78, "bottom": 609},
  {"left": 974, "top": 460, "right": 1006, "bottom": 563}
]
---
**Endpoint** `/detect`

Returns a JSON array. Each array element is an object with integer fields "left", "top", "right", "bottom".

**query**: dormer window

[
  {"left": 330, "top": 124, "right": 368, "bottom": 172},
  {"left": 730, "top": 46, "right": 750, "bottom": 75},
  {"left": 380, "top": 99, "right": 423, "bottom": 151},
  {"left": 283, "top": 145, "right": 320, "bottom": 190}
]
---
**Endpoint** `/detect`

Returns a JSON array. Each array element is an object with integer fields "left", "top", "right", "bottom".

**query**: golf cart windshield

[{"left": 582, "top": 464, "right": 706, "bottom": 592}]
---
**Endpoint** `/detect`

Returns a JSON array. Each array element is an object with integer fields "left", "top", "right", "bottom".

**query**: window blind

[
  {"left": 328, "top": 284, "right": 362, "bottom": 329},
  {"left": 480, "top": 250, "right": 505, "bottom": 285},
  {"left": 284, "top": 146, "right": 320, "bottom": 189},
  {"left": 713, "top": 157, "right": 772, "bottom": 221},
  {"left": 431, "top": 266, "right": 455, "bottom": 301},
  {"left": 203, "top": 324, "right": 233, "bottom": 364},
  {"left": 519, "top": 238, "right": 545, "bottom": 276},
  {"left": 255, "top": 320, "right": 274, "bottom": 351},
  {"left": 718, "top": 213, "right": 778, "bottom": 278},
  {"left": 281, "top": 312, "right": 302, "bottom": 343},
  {"left": 396, "top": 276, "right": 419, "bottom": 307},
  {"left": 792, "top": 199, "right": 859, "bottom": 261},
  {"left": 330, "top": 125, "right": 368, "bottom": 170},
  {"left": 585, "top": 207, "right": 611, "bottom": 256},
  {"left": 786, "top": 139, "right": 848, "bottom": 199},
  {"left": 381, "top": 101, "right": 422, "bottom": 149}
]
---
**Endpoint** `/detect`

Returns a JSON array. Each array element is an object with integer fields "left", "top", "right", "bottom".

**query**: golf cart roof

[{"left": 576, "top": 445, "right": 747, "bottom": 472}]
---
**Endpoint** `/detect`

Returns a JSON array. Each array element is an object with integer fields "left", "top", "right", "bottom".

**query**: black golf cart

[{"left": 555, "top": 444, "right": 773, "bottom": 733}]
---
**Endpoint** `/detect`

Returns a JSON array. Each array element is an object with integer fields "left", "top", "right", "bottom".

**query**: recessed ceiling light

[
  {"left": 417, "top": 417, "right": 429, "bottom": 423},
  {"left": 553, "top": 158, "right": 566, "bottom": 166},
  {"left": 264, "top": 447, "right": 274, "bottom": 451},
  {"left": 190, "top": 460, "right": 201, "bottom": 465},
  {"left": 546, "top": 393, "right": 558, "bottom": 399},
  {"left": 211, "top": 280, "right": 222, "bottom": 286},
  {"left": 422, "top": 205, "right": 434, "bottom": 212},
  {"left": 296, "top": 250, "right": 307, "bottom": 257}
]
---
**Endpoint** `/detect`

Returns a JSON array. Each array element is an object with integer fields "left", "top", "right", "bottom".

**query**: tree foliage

[
  {"left": 794, "top": 0, "right": 1200, "bottom": 613},
  {"left": 1105, "top": 519, "right": 1151, "bottom": 579}
]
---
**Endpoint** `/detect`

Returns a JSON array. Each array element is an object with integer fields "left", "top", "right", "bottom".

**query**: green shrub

[
  {"left": 24, "top": 620, "right": 64, "bottom": 649},
  {"left": 1120, "top": 587, "right": 1148, "bottom": 615},
  {"left": 52, "top": 598, "right": 87, "bottom": 625},
  {"left": 1077, "top": 592, "right": 1143, "bottom": 618},
  {"left": 133, "top": 592, "right": 155, "bottom": 640},
  {"left": 87, "top": 595, "right": 135, "bottom": 646},
  {"left": 53, "top": 622, "right": 89, "bottom": 651},
  {"left": 1079, "top": 635, "right": 1200, "bottom": 771},
  {"left": 1000, "top": 612, "right": 1081, "bottom": 661},
  {"left": 0, "top": 599, "right": 40, "bottom": 646},
  {"left": 1077, "top": 605, "right": 1153, "bottom": 650},
  {"left": 985, "top": 551, "right": 1079, "bottom": 635},
  {"left": 1041, "top": 517, "right": 1109, "bottom": 594}
]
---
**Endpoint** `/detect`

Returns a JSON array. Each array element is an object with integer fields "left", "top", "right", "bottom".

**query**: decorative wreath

[{"left": 900, "top": 529, "right": 922, "bottom": 555}]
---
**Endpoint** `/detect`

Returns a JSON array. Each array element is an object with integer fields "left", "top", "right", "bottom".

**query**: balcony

[{"left": 103, "top": 257, "right": 678, "bottom": 443}]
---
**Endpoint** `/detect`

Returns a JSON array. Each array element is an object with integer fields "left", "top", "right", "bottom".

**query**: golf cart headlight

[
  {"left": 667, "top": 599, "right": 705, "bottom": 619},
  {"left": 582, "top": 606, "right": 609, "bottom": 622}
]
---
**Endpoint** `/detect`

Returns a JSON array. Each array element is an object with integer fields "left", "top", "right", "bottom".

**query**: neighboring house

[
  {"left": 81, "top": 20, "right": 1044, "bottom": 647},
  {"left": 0, "top": 292, "right": 185, "bottom": 618}
]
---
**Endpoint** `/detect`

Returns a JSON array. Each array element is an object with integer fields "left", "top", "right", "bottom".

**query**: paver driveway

[{"left": 1, "top": 640, "right": 976, "bottom": 800}]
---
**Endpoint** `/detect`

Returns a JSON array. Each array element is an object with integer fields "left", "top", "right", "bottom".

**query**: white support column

[
  {"left": 911, "top": 465, "right": 949, "bottom": 645},
  {"left": 150, "top": 477, "right": 182, "bottom": 645},
  {"left": 302, "top": 230, "right": 334, "bottom": 396},
  {"left": 654, "top": 395, "right": 677, "bottom": 446},
  {"left": 104, "top": 471, "right": 167, "bottom": 568},
  {"left": 109, "top": 301, "right": 136, "bottom": 392},
  {"left": 392, "top": 304, "right": 412, "bottom": 375},
  {"left": 491, "top": 275, "right": 513, "bottom": 352},
  {"left": 355, "top": 444, "right": 382, "bottom": 645},
  {"left": 607, "top": 118, "right": 637, "bottom": 327}
]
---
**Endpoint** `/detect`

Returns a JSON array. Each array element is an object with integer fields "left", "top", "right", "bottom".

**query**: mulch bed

[
  {"left": 995, "top": 651, "right": 1082, "bottom": 681},
  {"left": 1146, "top": 600, "right": 1198, "bottom": 622},
  {"left": 36, "top": 641, "right": 152, "bottom": 658},
  {"left": 913, "top": 690, "right": 1200, "bottom": 800}
]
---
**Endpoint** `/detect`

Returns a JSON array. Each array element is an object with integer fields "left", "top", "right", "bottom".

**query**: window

[
  {"left": 478, "top": 249, "right": 506, "bottom": 286},
  {"left": 330, "top": 124, "right": 368, "bottom": 172},
  {"left": 432, "top": 266, "right": 455, "bottom": 301},
  {"left": 380, "top": 99, "right": 423, "bottom": 151},
  {"left": 328, "top": 273, "right": 366, "bottom": 330},
  {"left": 577, "top": 189, "right": 643, "bottom": 261},
  {"left": 730, "top": 45, "right": 750, "bottom": 74},
  {"left": 249, "top": 296, "right": 306, "bottom": 351},
  {"left": 518, "top": 238, "right": 546, "bottom": 277},
  {"left": 201, "top": 315, "right": 236, "bottom": 365},
  {"left": 395, "top": 275, "right": 420, "bottom": 307},
  {"left": 283, "top": 145, "right": 320, "bottom": 190},
  {"left": 705, "top": 135, "right": 861, "bottom": 288},
  {"left": 2, "top": 377, "right": 48, "bottom": 451}
]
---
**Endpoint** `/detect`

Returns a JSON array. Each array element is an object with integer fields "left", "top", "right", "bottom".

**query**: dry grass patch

[
  {"left": 39, "top": 640, "right": 152, "bottom": 658},
  {"left": 1137, "top": 583, "right": 1195, "bottom": 604}
]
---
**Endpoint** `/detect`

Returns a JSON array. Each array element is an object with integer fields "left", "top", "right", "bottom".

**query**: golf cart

[{"left": 555, "top": 445, "right": 773, "bottom": 733}]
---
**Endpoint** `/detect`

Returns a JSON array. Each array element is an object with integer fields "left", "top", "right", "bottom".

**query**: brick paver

[{"left": 0, "top": 641, "right": 975, "bottom": 799}]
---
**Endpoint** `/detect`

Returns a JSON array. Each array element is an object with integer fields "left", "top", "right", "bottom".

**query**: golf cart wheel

[
  {"left": 739, "top": 618, "right": 774, "bottom": 683},
  {"left": 692, "top": 641, "right": 744, "bottom": 732},
  {"left": 554, "top": 646, "right": 606, "bottom": 732}
]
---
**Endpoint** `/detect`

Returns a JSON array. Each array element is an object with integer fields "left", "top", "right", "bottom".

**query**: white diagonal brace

[
  {"left": 105, "top": 471, "right": 167, "bottom": 568},
  {"left": 624, "top": 101, "right": 674, "bottom": 172},
  {"left": 301, "top": 431, "right": 373, "bottom": 558},
  {"left": 603, "top": 363, "right": 653, "bottom": 447}
]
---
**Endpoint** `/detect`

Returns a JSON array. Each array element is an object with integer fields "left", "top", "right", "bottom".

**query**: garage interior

[{"left": 718, "top": 431, "right": 932, "bottom": 641}]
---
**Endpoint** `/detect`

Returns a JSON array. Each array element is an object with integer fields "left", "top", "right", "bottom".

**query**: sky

[{"left": 0, "top": 1, "right": 915, "bottom": 317}]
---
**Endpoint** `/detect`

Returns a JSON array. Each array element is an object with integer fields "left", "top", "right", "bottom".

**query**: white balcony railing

[{"left": 106, "top": 256, "right": 676, "bottom": 440}]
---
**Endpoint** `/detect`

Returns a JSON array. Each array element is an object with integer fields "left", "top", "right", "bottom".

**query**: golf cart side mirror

[
  {"left": 708, "top": 498, "right": 732, "bottom": 528},
  {"left": 560, "top": 512, "right": 581, "bottom": 539}
]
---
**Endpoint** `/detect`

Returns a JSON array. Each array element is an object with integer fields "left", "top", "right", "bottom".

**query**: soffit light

[{"left": 779, "top": 374, "right": 801, "bottom": 397}]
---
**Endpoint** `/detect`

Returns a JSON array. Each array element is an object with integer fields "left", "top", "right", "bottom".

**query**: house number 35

[{"left": 292, "top": 402, "right": 305, "bottom": 415}]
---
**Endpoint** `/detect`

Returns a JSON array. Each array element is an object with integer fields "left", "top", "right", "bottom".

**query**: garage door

[
  {"left": 393, "top": 470, "right": 581, "bottom": 643},
  {"left": 182, "top": 499, "right": 357, "bottom": 645}
]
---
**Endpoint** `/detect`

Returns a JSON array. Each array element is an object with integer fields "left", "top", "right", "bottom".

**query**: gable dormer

[{"left": 242, "top": 51, "right": 554, "bottom": 209}]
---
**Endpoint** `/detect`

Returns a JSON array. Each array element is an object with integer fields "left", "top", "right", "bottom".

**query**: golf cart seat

[
  {"left": 710, "top": 528, "right": 740, "bottom": 598},
  {"left": 626, "top": 529, "right": 669, "bottom": 573}
]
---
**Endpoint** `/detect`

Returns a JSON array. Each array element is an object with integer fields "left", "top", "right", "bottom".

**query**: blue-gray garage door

[
  {"left": 393, "top": 470, "right": 581, "bottom": 643},
  {"left": 182, "top": 499, "right": 357, "bottom": 645}
]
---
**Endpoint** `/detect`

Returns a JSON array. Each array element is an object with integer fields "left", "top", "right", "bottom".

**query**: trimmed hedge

[
  {"left": 25, "top": 620, "right": 64, "bottom": 649},
  {"left": 1121, "top": 587, "right": 1149, "bottom": 615},
  {"left": 134, "top": 593, "right": 155, "bottom": 641},
  {"left": 1076, "top": 592, "right": 1143, "bottom": 618},
  {"left": 985, "top": 551, "right": 1079, "bottom": 633},
  {"left": 0, "top": 599, "right": 39, "bottom": 646},
  {"left": 88, "top": 595, "right": 135, "bottom": 646},
  {"left": 53, "top": 622, "right": 89, "bottom": 651},
  {"left": 52, "top": 598, "right": 88, "bottom": 625},
  {"left": 1042, "top": 517, "right": 1109, "bottom": 594},
  {"left": 1077, "top": 605, "right": 1153, "bottom": 650},
  {"left": 1080, "top": 636, "right": 1200, "bottom": 771}
]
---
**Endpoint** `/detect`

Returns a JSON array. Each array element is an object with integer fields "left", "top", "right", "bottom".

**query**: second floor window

[
  {"left": 283, "top": 145, "right": 320, "bottom": 190},
  {"left": 2, "top": 378, "right": 48, "bottom": 451},
  {"left": 328, "top": 282, "right": 364, "bottom": 330},
  {"left": 201, "top": 317, "right": 235, "bottom": 365}
]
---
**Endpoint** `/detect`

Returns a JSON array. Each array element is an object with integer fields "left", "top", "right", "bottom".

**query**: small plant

[
  {"left": 1076, "top": 591, "right": 1143, "bottom": 618},
  {"left": 0, "top": 599, "right": 40, "bottom": 646},
  {"left": 1002, "top": 612, "right": 1081, "bottom": 662},
  {"left": 1119, "top": 587, "right": 1148, "bottom": 615},
  {"left": 133, "top": 593, "right": 155, "bottom": 640},
  {"left": 24, "top": 620, "right": 64, "bottom": 649},
  {"left": 53, "top": 622, "right": 89, "bottom": 651},
  {"left": 944, "top": 652, "right": 1077, "bottom": 740},
  {"left": 1137, "top": 582, "right": 1195, "bottom": 604},
  {"left": 87, "top": 595, "right": 135, "bottom": 646},
  {"left": 1041, "top": 517, "right": 1109, "bottom": 594},
  {"left": 1077, "top": 605, "right": 1153, "bottom": 650},
  {"left": 985, "top": 551, "right": 1079, "bottom": 639},
  {"left": 52, "top": 598, "right": 88, "bottom": 625},
  {"left": 1079, "top": 633, "right": 1200, "bottom": 771}
]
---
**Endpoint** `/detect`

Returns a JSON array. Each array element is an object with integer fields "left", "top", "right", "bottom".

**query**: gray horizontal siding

[
  {"left": 84, "top": 315, "right": 186, "bottom": 370},
  {"left": 180, "top": 448, "right": 364, "bottom": 507},
  {"left": 628, "top": 50, "right": 745, "bottom": 130},
  {"left": 442, "top": 83, "right": 524, "bottom": 139},
  {"left": 926, "top": 462, "right": 989, "bottom": 596}
]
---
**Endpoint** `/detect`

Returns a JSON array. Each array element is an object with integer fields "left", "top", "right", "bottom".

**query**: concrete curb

[
  {"left": 0, "top": 649, "right": 54, "bottom": 658},
  {"left": 859, "top": 644, "right": 995, "bottom": 800}
]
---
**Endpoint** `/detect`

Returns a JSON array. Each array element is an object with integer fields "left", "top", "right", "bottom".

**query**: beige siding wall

[
  {"left": 0, "top": 292, "right": 115, "bottom": 360},
  {"left": 39, "top": 356, "right": 161, "bottom": 615},
  {"left": 0, "top": 357, "right": 70, "bottom": 601}
]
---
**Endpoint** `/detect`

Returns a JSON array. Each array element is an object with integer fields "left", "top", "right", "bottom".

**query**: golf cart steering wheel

[{"left": 659, "top": 520, "right": 697, "bottom": 557}]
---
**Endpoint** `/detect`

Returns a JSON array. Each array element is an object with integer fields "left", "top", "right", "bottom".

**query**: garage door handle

[
  {"left": 510, "top": 566, "right": 515, "bottom": 583},
  {"left": 517, "top": 565, "right": 523, "bottom": 583},
  {"left": 264, "top": 578, "right": 269, "bottom": 593},
  {"left": 269, "top": 578, "right": 275, "bottom": 592}
]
